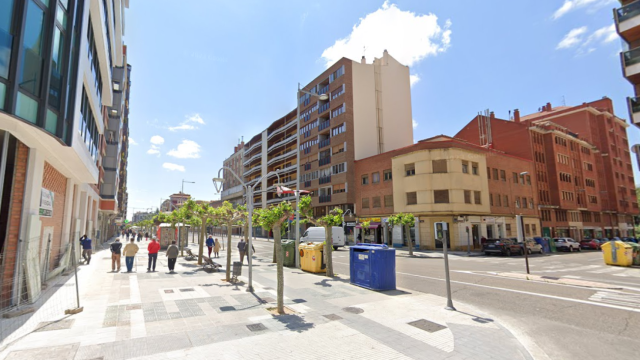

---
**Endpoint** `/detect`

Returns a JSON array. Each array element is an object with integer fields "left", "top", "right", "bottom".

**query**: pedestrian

[
  {"left": 80, "top": 235, "right": 92, "bottom": 264},
  {"left": 213, "top": 238, "right": 221, "bottom": 258},
  {"left": 166, "top": 241, "right": 179, "bottom": 273},
  {"left": 145, "top": 232, "right": 149, "bottom": 241},
  {"left": 238, "top": 238, "right": 247, "bottom": 264},
  {"left": 137, "top": 232, "right": 142, "bottom": 242},
  {"left": 123, "top": 238, "right": 139, "bottom": 272},
  {"left": 110, "top": 238, "right": 122, "bottom": 272},
  {"left": 147, "top": 236, "right": 160, "bottom": 272},
  {"left": 206, "top": 235, "right": 214, "bottom": 257},
  {"left": 357, "top": 232, "right": 362, "bottom": 243}
]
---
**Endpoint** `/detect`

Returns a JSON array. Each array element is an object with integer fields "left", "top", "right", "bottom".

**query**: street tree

[
  {"left": 213, "top": 201, "right": 247, "bottom": 281},
  {"left": 389, "top": 213, "right": 416, "bottom": 256},
  {"left": 298, "top": 195, "right": 343, "bottom": 277},
  {"left": 254, "top": 200, "right": 294, "bottom": 314}
]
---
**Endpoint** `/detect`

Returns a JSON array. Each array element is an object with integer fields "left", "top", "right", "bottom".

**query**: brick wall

[
  {"left": 355, "top": 150, "right": 394, "bottom": 216},
  {"left": 40, "top": 162, "right": 68, "bottom": 271}
]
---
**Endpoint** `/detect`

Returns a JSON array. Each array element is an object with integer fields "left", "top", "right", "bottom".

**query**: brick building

[
  {"left": 614, "top": 1, "right": 640, "bottom": 127},
  {"left": 456, "top": 98, "right": 638, "bottom": 240}
]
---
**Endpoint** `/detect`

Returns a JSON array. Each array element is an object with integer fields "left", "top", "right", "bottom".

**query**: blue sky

[{"left": 123, "top": 0, "right": 638, "bottom": 219}]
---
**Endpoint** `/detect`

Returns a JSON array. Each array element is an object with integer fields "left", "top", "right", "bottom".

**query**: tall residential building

[
  {"left": 0, "top": 0, "right": 129, "bottom": 308},
  {"left": 456, "top": 98, "right": 638, "bottom": 240},
  {"left": 221, "top": 141, "right": 244, "bottom": 206},
  {"left": 615, "top": 1, "right": 640, "bottom": 127},
  {"left": 228, "top": 51, "right": 413, "bottom": 235}
]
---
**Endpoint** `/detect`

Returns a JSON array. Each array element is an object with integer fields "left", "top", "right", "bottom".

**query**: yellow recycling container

[
  {"left": 601, "top": 241, "right": 633, "bottom": 267},
  {"left": 299, "top": 242, "right": 325, "bottom": 273}
]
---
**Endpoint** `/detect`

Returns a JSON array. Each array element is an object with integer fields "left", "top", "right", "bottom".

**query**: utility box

[
  {"left": 282, "top": 240, "right": 296, "bottom": 267},
  {"left": 299, "top": 242, "right": 325, "bottom": 273},
  {"left": 350, "top": 244, "right": 396, "bottom": 291},
  {"left": 602, "top": 241, "right": 633, "bottom": 267}
]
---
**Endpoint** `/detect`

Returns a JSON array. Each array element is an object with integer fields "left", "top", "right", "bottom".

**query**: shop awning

[{"left": 356, "top": 222, "right": 381, "bottom": 229}]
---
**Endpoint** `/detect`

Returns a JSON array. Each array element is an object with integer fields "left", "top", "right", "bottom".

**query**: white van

[{"left": 301, "top": 226, "right": 345, "bottom": 250}]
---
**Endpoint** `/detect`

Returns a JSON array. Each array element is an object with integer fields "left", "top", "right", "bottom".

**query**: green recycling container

[
  {"left": 627, "top": 242, "right": 640, "bottom": 266},
  {"left": 282, "top": 240, "right": 296, "bottom": 267}
]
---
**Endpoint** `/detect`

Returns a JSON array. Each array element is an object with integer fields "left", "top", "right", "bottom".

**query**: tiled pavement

[{"left": 0, "top": 237, "right": 535, "bottom": 360}]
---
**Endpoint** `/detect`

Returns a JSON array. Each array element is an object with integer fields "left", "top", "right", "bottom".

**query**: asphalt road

[{"left": 241, "top": 238, "right": 640, "bottom": 360}]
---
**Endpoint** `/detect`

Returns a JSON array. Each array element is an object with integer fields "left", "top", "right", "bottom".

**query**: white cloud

[
  {"left": 587, "top": 24, "right": 617, "bottom": 45},
  {"left": 320, "top": 1, "right": 451, "bottom": 68},
  {"left": 552, "top": 0, "right": 616, "bottom": 20},
  {"left": 169, "top": 124, "right": 196, "bottom": 131},
  {"left": 129, "top": 138, "right": 138, "bottom": 146},
  {"left": 147, "top": 148, "right": 160, "bottom": 155},
  {"left": 556, "top": 26, "right": 588, "bottom": 49},
  {"left": 410, "top": 74, "right": 420, "bottom": 87},
  {"left": 150, "top": 136, "right": 164, "bottom": 145},
  {"left": 167, "top": 140, "right": 201, "bottom": 159},
  {"left": 163, "top": 163, "right": 185, "bottom": 172},
  {"left": 412, "top": 119, "right": 418, "bottom": 129},
  {"left": 169, "top": 114, "right": 205, "bottom": 131},
  {"left": 187, "top": 114, "right": 205, "bottom": 125}
]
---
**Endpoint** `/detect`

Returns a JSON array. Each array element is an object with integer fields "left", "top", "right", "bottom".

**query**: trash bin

[
  {"left": 299, "top": 242, "right": 325, "bottom": 273},
  {"left": 350, "top": 244, "right": 396, "bottom": 291},
  {"left": 601, "top": 241, "right": 633, "bottom": 267},
  {"left": 549, "top": 238, "right": 557, "bottom": 253},
  {"left": 626, "top": 242, "right": 640, "bottom": 266},
  {"left": 282, "top": 240, "right": 296, "bottom": 267}
]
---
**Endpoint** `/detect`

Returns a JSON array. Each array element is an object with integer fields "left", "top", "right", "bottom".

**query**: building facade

[
  {"left": 0, "top": 0, "right": 129, "bottom": 309},
  {"left": 221, "top": 141, "right": 244, "bottom": 206},
  {"left": 615, "top": 0, "right": 640, "bottom": 128}
]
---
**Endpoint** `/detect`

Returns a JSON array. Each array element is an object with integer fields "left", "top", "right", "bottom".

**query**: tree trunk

[
  {"left": 406, "top": 224, "right": 414, "bottom": 256},
  {"left": 225, "top": 225, "right": 232, "bottom": 281},
  {"left": 198, "top": 218, "right": 206, "bottom": 265},
  {"left": 273, "top": 225, "right": 284, "bottom": 314},
  {"left": 324, "top": 225, "right": 334, "bottom": 277}
]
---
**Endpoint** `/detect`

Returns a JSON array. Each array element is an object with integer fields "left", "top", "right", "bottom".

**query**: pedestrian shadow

[
  {"left": 271, "top": 314, "right": 315, "bottom": 333},
  {"left": 455, "top": 310, "right": 494, "bottom": 324},
  {"left": 314, "top": 279, "right": 333, "bottom": 288}
]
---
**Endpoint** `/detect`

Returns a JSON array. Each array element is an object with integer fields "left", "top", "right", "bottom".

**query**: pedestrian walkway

[{"left": 0, "top": 237, "right": 535, "bottom": 360}]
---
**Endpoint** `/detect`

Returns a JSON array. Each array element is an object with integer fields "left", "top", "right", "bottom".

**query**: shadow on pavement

[
  {"left": 455, "top": 310, "right": 495, "bottom": 324},
  {"left": 271, "top": 314, "right": 315, "bottom": 333}
]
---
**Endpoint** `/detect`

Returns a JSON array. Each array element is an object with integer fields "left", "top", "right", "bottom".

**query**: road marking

[{"left": 589, "top": 291, "right": 640, "bottom": 309}]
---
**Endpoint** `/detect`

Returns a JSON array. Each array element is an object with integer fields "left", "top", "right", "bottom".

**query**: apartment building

[
  {"left": 355, "top": 136, "right": 539, "bottom": 251},
  {"left": 0, "top": 0, "right": 129, "bottom": 308},
  {"left": 221, "top": 141, "right": 244, "bottom": 206},
  {"left": 228, "top": 51, "right": 413, "bottom": 236},
  {"left": 456, "top": 99, "right": 638, "bottom": 240},
  {"left": 615, "top": 0, "right": 640, "bottom": 127}
]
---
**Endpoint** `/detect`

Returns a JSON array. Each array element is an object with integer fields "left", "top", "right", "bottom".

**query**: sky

[{"left": 122, "top": 0, "right": 639, "bottom": 220}]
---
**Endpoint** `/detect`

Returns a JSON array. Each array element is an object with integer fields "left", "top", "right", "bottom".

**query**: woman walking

[{"left": 213, "top": 238, "right": 221, "bottom": 258}]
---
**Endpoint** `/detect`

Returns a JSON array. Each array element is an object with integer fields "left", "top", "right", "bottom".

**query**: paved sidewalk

[{"left": 0, "top": 237, "right": 534, "bottom": 360}]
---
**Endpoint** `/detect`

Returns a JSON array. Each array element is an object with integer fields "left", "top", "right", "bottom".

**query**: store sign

[
  {"left": 39, "top": 189, "right": 54, "bottom": 217},
  {"left": 358, "top": 217, "right": 381, "bottom": 223},
  {"left": 344, "top": 222, "right": 356, "bottom": 227}
]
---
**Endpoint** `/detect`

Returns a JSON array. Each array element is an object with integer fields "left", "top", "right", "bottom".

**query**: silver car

[{"left": 554, "top": 238, "right": 581, "bottom": 252}]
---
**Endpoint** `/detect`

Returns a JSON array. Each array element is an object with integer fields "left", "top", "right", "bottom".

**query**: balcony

[
  {"left": 318, "top": 84, "right": 330, "bottom": 96},
  {"left": 243, "top": 152, "right": 262, "bottom": 167},
  {"left": 622, "top": 47, "right": 640, "bottom": 83},
  {"left": 243, "top": 165, "right": 261, "bottom": 177},
  {"left": 304, "top": 163, "right": 311, "bottom": 171},
  {"left": 319, "top": 176, "right": 331, "bottom": 185},
  {"left": 221, "top": 184, "right": 244, "bottom": 199},
  {"left": 318, "top": 102, "right": 330, "bottom": 114},
  {"left": 319, "top": 157, "right": 331, "bottom": 166},
  {"left": 245, "top": 140, "right": 262, "bottom": 154},
  {"left": 277, "top": 163, "right": 296, "bottom": 175},
  {"left": 267, "top": 120, "right": 297, "bottom": 140},
  {"left": 246, "top": 178, "right": 259, "bottom": 187},
  {"left": 267, "top": 149, "right": 296, "bottom": 166},
  {"left": 627, "top": 97, "right": 640, "bottom": 125},
  {"left": 304, "top": 180, "right": 311, "bottom": 187},
  {"left": 319, "top": 138, "right": 331, "bottom": 149},
  {"left": 319, "top": 194, "right": 332, "bottom": 203},
  {"left": 615, "top": 1, "right": 640, "bottom": 43},
  {"left": 318, "top": 120, "right": 331, "bottom": 131},
  {"left": 267, "top": 135, "right": 296, "bottom": 153}
]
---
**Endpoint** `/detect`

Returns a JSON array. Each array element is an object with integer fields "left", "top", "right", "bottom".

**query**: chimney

[
  {"left": 361, "top": 56, "right": 366, "bottom": 64},
  {"left": 514, "top": 109, "right": 520, "bottom": 123},
  {"left": 546, "top": 102, "right": 552, "bottom": 111},
  {"left": 489, "top": 111, "right": 495, "bottom": 121}
]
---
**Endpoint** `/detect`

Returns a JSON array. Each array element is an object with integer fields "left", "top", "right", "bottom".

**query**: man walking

[
  {"left": 206, "top": 235, "right": 214, "bottom": 258},
  {"left": 80, "top": 235, "right": 92, "bottom": 264},
  {"left": 147, "top": 236, "right": 160, "bottom": 272},
  {"left": 110, "top": 238, "right": 122, "bottom": 272},
  {"left": 238, "top": 238, "right": 247, "bottom": 264},
  {"left": 123, "top": 238, "right": 139, "bottom": 273},
  {"left": 166, "top": 241, "right": 179, "bottom": 273}
]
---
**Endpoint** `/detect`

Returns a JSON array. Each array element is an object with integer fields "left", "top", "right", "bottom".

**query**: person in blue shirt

[
  {"left": 206, "top": 235, "right": 214, "bottom": 258},
  {"left": 80, "top": 235, "right": 92, "bottom": 264}
]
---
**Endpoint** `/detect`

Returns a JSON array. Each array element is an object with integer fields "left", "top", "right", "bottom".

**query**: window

[
  {"left": 506, "top": 224, "right": 512, "bottom": 237},
  {"left": 406, "top": 192, "right": 417, "bottom": 205},
  {"left": 362, "top": 198, "right": 369, "bottom": 209},
  {"left": 525, "top": 224, "right": 531, "bottom": 236},
  {"left": 464, "top": 190, "right": 471, "bottom": 204},
  {"left": 504, "top": 195, "right": 509, "bottom": 207},
  {"left": 500, "top": 170, "right": 506, "bottom": 181},
  {"left": 433, "top": 159, "right": 447, "bottom": 173},
  {"left": 513, "top": 172, "right": 518, "bottom": 184},
  {"left": 584, "top": 162, "right": 593, "bottom": 171},
  {"left": 532, "top": 224, "right": 537, "bottom": 234},
  {"left": 113, "top": 81, "right": 121, "bottom": 91},
  {"left": 331, "top": 84, "right": 345, "bottom": 100},
  {"left": 372, "top": 172, "right": 380, "bottom": 184},
  {"left": 515, "top": 197, "right": 521, "bottom": 208},
  {"left": 373, "top": 196, "right": 381, "bottom": 208},
  {"left": 405, "top": 163, "right": 415, "bottom": 176},
  {"left": 557, "top": 154, "right": 570, "bottom": 164},
  {"left": 526, "top": 175, "right": 531, "bottom": 185},
  {"left": 588, "top": 195, "right": 598, "bottom": 204},
  {"left": 434, "top": 190, "right": 449, "bottom": 204},
  {"left": 383, "top": 169, "right": 392, "bottom": 181},
  {"left": 492, "top": 168, "right": 499, "bottom": 180},
  {"left": 487, "top": 167, "right": 491, "bottom": 179},
  {"left": 331, "top": 123, "right": 346, "bottom": 136},
  {"left": 329, "top": 65, "right": 344, "bottom": 82},
  {"left": 586, "top": 178, "right": 596, "bottom": 187},
  {"left": 20, "top": 1, "right": 47, "bottom": 96},
  {"left": 474, "top": 191, "right": 481, "bottom": 204},
  {"left": 331, "top": 103, "right": 345, "bottom": 118},
  {"left": 489, "top": 193, "right": 493, "bottom": 206},
  {"left": 520, "top": 173, "right": 525, "bottom": 185},
  {"left": 384, "top": 195, "right": 393, "bottom": 207},
  {"left": 462, "top": 161, "right": 469, "bottom": 174},
  {"left": 472, "top": 162, "right": 479, "bottom": 175},
  {"left": 332, "top": 162, "right": 346, "bottom": 174},
  {"left": 496, "top": 194, "right": 502, "bottom": 207},
  {"left": 333, "top": 183, "right": 346, "bottom": 194},
  {"left": 529, "top": 198, "right": 534, "bottom": 209},
  {"left": 361, "top": 175, "right": 369, "bottom": 185}
]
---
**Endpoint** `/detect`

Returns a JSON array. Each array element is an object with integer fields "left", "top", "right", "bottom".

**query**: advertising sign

[{"left": 39, "top": 188, "right": 54, "bottom": 217}]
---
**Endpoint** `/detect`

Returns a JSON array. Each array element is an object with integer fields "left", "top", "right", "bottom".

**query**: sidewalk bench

[
  {"left": 185, "top": 249, "right": 197, "bottom": 261},
  {"left": 203, "top": 256, "right": 221, "bottom": 271}
]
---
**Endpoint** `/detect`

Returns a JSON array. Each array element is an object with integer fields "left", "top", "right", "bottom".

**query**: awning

[{"left": 356, "top": 222, "right": 381, "bottom": 229}]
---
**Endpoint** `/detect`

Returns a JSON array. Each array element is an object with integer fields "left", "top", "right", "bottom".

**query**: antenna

[{"left": 363, "top": 46, "right": 366, "bottom": 58}]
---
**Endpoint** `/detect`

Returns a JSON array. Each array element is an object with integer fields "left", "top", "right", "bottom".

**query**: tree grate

[
  {"left": 246, "top": 323, "right": 267, "bottom": 332},
  {"left": 408, "top": 319, "right": 447, "bottom": 333}
]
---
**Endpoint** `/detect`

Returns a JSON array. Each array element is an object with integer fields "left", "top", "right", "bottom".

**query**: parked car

[
  {"left": 622, "top": 237, "right": 638, "bottom": 243},
  {"left": 554, "top": 238, "right": 581, "bottom": 252},
  {"left": 483, "top": 238, "right": 522, "bottom": 256},
  {"left": 580, "top": 239, "right": 601, "bottom": 250},
  {"left": 523, "top": 239, "right": 544, "bottom": 254},
  {"left": 301, "top": 226, "right": 345, "bottom": 250}
]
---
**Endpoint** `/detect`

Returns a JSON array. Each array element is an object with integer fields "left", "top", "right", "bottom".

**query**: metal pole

[
  {"left": 443, "top": 229, "right": 456, "bottom": 311},
  {"left": 520, "top": 215, "right": 530, "bottom": 274},
  {"left": 71, "top": 239, "right": 80, "bottom": 309},
  {"left": 295, "top": 84, "right": 302, "bottom": 269},
  {"left": 466, "top": 227, "right": 470, "bottom": 256},
  {"left": 247, "top": 185, "right": 254, "bottom": 292}
]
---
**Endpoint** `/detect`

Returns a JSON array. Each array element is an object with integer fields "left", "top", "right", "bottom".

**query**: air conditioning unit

[{"left": 456, "top": 216, "right": 466, "bottom": 222}]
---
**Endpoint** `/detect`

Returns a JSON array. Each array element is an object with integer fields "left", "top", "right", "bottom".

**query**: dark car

[
  {"left": 580, "top": 239, "right": 600, "bottom": 250},
  {"left": 483, "top": 238, "right": 522, "bottom": 256},
  {"left": 622, "top": 238, "right": 638, "bottom": 243}
]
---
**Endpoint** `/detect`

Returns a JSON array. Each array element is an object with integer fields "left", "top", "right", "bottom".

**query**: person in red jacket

[{"left": 147, "top": 237, "right": 161, "bottom": 272}]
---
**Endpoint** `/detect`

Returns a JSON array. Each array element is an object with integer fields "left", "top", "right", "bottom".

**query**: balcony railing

[
  {"left": 245, "top": 140, "right": 262, "bottom": 154},
  {"left": 319, "top": 176, "right": 331, "bottom": 185},
  {"left": 243, "top": 165, "right": 261, "bottom": 177},
  {"left": 267, "top": 149, "right": 296, "bottom": 166},
  {"left": 318, "top": 102, "right": 330, "bottom": 114},
  {"left": 616, "top": 1, "right": 640, "bottom": 24},
  {"left": 267, "top": 135, "right": 296, "bottom": 153},
  {"left": 319, "top": 194, "right": 332, "bottom": 203},
  {"left": 623, "top": 47, "right": 640, "bottom": 67},
  {"left": 319, "top": 157, "right": 331, "bottom": 166},
  {"left": 243, "top": 152, "right": 261, "bottom": 167},
  {"left": 304, "top": 180, "right": 311, "bottom": 187},
  {"left": 267, "top": 120, "right": 297, "bottom": 140},
  {"left": 304, "top": 163, "right": 311, "bottom": 171},
  {"left": 319, "top": 138, "right": 331, "bottom": 149},
  {"left": 318, "top": 120, "right": 331, "bottom": 131}
]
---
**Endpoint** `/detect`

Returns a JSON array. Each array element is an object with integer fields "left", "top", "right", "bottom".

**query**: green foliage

[
  {"left": 389, "top": 213, "right": 415, "bottom": 227},
  {"left": 298, "top": 195, "right": 343, "bottom": 227},
  {"left": 255, "top": 201, "right": 294, "bottom": 230}
]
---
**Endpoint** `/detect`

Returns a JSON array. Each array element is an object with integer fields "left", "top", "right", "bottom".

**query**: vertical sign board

[{"left": 39, "top": 188, "right": 54, "bottom": 217}]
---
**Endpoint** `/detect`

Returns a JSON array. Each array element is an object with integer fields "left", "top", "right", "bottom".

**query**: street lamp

[
  {"left": 213, "top": 167, "right": 281, "bottom": 293},
  {"left": 182, "top": 179, "right": 195, "bottom": 194},
  {"left": 296, "top": 84, "right": 329, "bottom": 268},
  {"left": 520, "top": 171, "right": 531, "bottom": 274}
]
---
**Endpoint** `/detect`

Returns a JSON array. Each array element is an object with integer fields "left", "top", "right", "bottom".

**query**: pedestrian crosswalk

[{"left": 589, "top": 291, "right": 640, "bottom": 309}]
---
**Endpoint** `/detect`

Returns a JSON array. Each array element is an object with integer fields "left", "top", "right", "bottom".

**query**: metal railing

[
  {"left": 318, "top": 120, "right": 331, "bottom": 131},
  {"left": 319, "top": 138, "right": 331, "bottom": 149},
  {"left": 318, "top": 85, "right": 330, "bottom": 96},
  {"left": 617, "top": 1, "right": 640, "bottom": 23},
  {"left": 319, "top": 176, "right": 332, "bottom": 185},
  {"left": 318, "top": 102, "right": 330, "bottom": 114},
  {"left": 319, "top": 194, "right": 332, "bottom": 203},
  {"left": 623, "top": 47, "right": 640, "bottom": 67},
  {"left": 319, "top": 157, "right": 331, "bottom": 166}
]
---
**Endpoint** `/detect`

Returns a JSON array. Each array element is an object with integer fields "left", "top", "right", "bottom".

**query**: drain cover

[
  {"left": 408, "top": 319, "right": 447, "bottom": 333},
  {"left": 247, "top": 323, "right": 267, "bottom": 332},
  {"left": 323, "top": 314, "right": 342, "bottom": 321},
  {"left": 219, "top": 306, "right": 236, "bottom": 312},
  {"left": 179, "top": 288, "right": 195, "bottom": 292},
  {"left": 342, "top": 307, "right": 364, "bottom": 314},
  {"left": 292, "top": 299, "right": 307, "bottom": 303}
]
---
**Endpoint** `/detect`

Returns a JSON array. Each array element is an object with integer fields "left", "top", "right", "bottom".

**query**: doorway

[{"left": 472, "top": 224, "right": 479, "bottom": 249}]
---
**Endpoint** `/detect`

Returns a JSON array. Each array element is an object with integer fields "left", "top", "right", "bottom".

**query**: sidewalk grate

[
  {"left": 164, "top": 290, "right": 174, "bottom": 294},
  {"left": 179, "top": 288, "right": 195, "bottom": 292},
  {"left": 323, "top": 314, "right": 342, "bottom": 321},
  {"left": 292, "top": 299, "right": 307, "bottom": 303},
  {"left": 219, "top": 306, "right": 236, "bottom": 312},
  {"left": 246, "top": 323, "right": 267, "bottom": 332},
  {"left": 342, "top": 307, "right": 364, "bottom": 314},
  {"left": 408, "top": 319, "right": 447, "bottom": 333}
]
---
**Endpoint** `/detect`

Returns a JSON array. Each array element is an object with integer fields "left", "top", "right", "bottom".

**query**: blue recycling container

[{"left": 350, "top": 243, "right": 396, "bottom": 291}]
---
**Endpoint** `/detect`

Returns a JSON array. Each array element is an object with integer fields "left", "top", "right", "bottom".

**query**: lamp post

[
  {"left": 296, "top": 84, "right": 329, "bottom": 268},
  {"left": 342, "top": 209, "right": 352, "bottom": 244},
  {"left": 213, "top": 167, "right": 281, "bottom": 292},
  {"left": 520, "top": 171, "right": 531, "bottom": 274}
]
